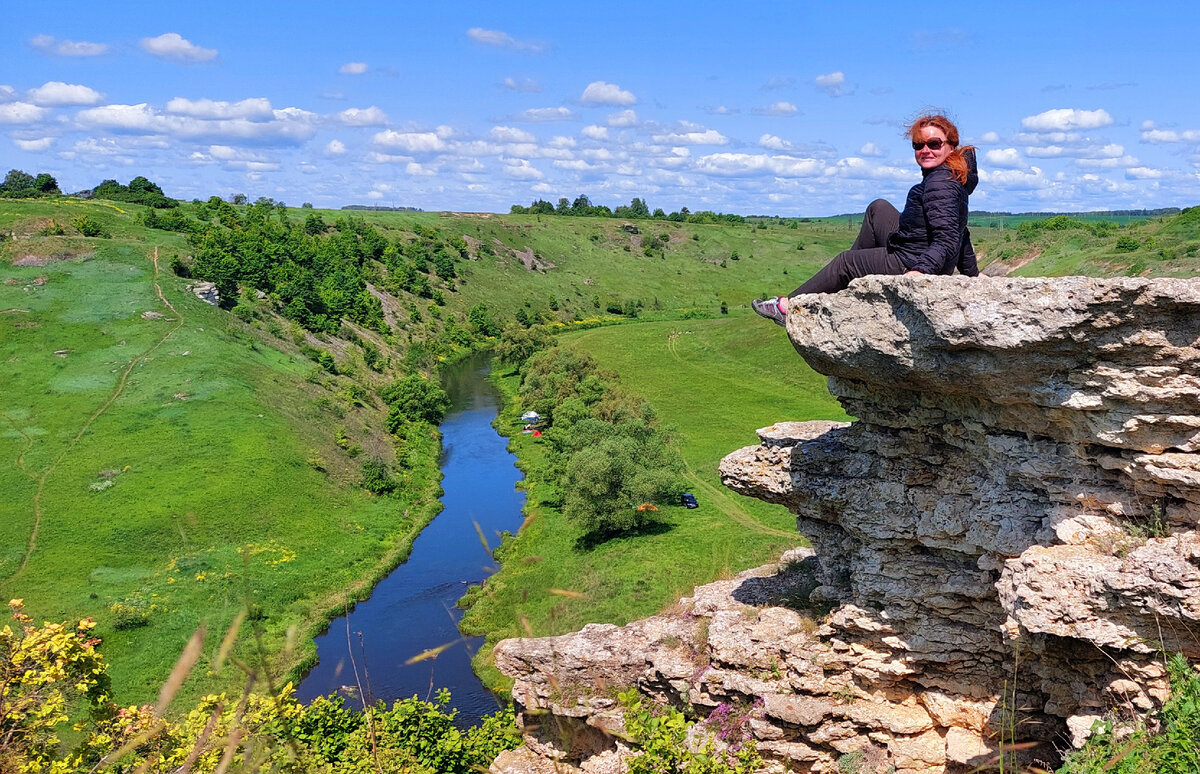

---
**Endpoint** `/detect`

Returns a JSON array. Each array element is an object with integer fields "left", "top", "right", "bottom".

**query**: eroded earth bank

[{"left": 491, "top": 276, "right": 1200, "bottom": 773}]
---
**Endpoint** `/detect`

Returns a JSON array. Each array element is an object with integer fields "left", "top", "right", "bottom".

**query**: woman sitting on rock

[{"left": 753, "top": 113, "right": 979, "bottom": 324}]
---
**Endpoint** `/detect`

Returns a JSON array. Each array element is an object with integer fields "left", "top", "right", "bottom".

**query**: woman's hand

[{"left": 904, "top": 270, "right": 923, "bottom": 276}]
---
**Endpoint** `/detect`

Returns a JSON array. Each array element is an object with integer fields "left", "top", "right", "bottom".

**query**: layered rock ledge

[{"left": 493, "top": 276, "right": 1200, "bottom": 773}]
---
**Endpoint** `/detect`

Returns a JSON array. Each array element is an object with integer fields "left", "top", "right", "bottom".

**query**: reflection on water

[{"left": 296, "top": 354, "right": 524, "bottom": 727}]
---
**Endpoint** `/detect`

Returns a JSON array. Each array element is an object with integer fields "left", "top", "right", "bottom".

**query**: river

[{"left": 296, "top": 354, "right": 525, "bottom": 726}]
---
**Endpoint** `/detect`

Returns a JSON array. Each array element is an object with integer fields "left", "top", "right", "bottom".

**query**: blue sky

[{"left": 5, "top": 2, "right": 1200, "bottom": 215}]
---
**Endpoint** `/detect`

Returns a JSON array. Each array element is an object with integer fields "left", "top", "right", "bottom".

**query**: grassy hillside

[
  {"left": 459, "top": 316, "right": 847, "bottom": 690},
  {"left": 0, "top": 199, "right": 443, "bottom": 707},
  {"left": 3, "top": 194, "right": 1199, "bottom": 710}
]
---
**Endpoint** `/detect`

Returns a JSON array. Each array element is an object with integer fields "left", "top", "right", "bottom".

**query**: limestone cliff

[{"left": 492, "top": 276, "right": 1200, "bottom": 773}]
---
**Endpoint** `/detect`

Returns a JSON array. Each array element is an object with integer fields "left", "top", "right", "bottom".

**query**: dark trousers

[{"left": 790, "top": 199, "right": 907, "bottom": 295}]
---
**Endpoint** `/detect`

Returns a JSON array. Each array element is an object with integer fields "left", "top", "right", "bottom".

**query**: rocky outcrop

[{"left": 494, "top": 276, "right": 1200, "bottom": 773}]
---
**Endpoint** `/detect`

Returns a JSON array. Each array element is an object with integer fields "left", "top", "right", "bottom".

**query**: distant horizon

[{"left": 9, "top": 2, "right": 1200, "bottom": 215}]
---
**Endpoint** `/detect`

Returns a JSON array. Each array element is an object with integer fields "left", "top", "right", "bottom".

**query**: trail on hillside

[
  {"left": 680, "top": 466, "right": 797, "bottom": 539},
  {"left": 15, "top": 248, "right": 184, "bottom": 574},
  {"left": 569, "top": 325, "right": 796, "bottom": 540}
]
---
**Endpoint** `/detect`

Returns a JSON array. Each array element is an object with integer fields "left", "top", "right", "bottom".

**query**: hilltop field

[{"left": 3, "top": 193, "right": 1200, "bottom": 708}]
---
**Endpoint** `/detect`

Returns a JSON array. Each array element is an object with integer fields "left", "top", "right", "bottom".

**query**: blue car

[{"left": 681, "top": 493, "right": 699, "bottom": 509}]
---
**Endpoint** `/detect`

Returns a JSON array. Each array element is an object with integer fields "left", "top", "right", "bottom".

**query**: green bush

[
  {"left": 360, "top": 456, "right": 397, "bottom": 495},
  {"left": 1115, "top": 235, "right": 1140, "bottom": 252},
  {"left": 382, "top": 374, "right": 450, "bottom": 428},
  {"left": 72, "top": 214, "right": 108, "bottom": 238}
]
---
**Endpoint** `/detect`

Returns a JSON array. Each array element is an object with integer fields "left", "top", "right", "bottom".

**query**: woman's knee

[{"left": 866, "top": 199, "right": 894, "bottom": 217}]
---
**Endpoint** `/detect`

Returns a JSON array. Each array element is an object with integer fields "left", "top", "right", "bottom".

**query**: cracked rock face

[{"left": 493, "top": 276, "right": 1200, "bottom": 774}]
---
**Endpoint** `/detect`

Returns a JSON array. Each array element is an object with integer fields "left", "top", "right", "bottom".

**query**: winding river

[{"left": 296, "top": 354, "right": 524, "bottom": 726}]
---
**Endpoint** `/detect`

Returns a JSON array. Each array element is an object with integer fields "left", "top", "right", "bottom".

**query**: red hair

[{"left": 908, "top": 114, "right": 974, "bottom": 185}]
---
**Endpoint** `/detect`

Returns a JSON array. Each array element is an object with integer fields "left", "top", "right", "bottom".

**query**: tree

[
  {"left": 467, "top": 303, "right": 500, "bottom": 338},
  {"left": 382, "top": 375, "right": 450, "bottom": 428},
  {"left": 304, "top": 212, "right": 327, "bottom": 235},
  {"left": 1, "top": 169, "right": 35, "bottom": 193},
  {"left": 495, "top": 324, "right": 554, "bottom": 367},
  {"left": 571, "top": 194, "right": 592, "bottom": 214},
  {"left": 558, "top": 418, "right": 684, "bottom": 535},
  {"left": 231, "top": 193, "right": 248, "bottom": 205},
  {"left": 31, "top": 173, "right": 60, "bottom": 194}
]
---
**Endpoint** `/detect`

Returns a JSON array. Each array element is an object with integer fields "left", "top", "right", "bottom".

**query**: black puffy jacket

[{"left": 888, "top": 148, "right": 979, "bottom": 276}]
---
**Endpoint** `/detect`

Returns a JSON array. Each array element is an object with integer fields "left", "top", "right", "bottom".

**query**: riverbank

[{"left": 459, "top": 317, "right": 845, "bottom": 694}]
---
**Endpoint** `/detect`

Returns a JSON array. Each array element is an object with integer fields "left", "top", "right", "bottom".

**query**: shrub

[
  {"left": 1115, "top": 235, "right": 1140, "bottom": 252},
  {"left": 72, "top": 214, "right": 108, "bottom": 238},
  {"left": 360, "top": 456, "right": 397, "bottom": 495}
]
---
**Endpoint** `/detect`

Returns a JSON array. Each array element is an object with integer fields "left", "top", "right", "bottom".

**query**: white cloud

[
  {"left": 580, "top": 81, "right": 636, "bottom": 106},
  {"left": 582, "top": 125, "right": 608, "bottom": 140},
  {"left": 1076, "top": 154, "right": 1140, "bottom": 169},
  {"left": 165, "top": 97, "right": 273, "bottom": 119},
  {"left": 548, "top": 135, "right": 576, "bottom": 148},
  {"left": 27, "top": 81, "right": 103, "bottom": 106},
  {"left": 0, "top": 102, "right": 48, "bottom": 124},
  {"left": 0, "top": 85, "right": 13, "bottom": 101},
  {"left": 979, "top": 131, "right": 1001, "bottom": 144},
  {"left": 829, "top": 157, "right": 915, "bottom": 182},
  {"left": 64, "top": 135, "right": 168, "bottom": 160},
  {"left": 859, "top": 142, "right": 884, "bottom": 157},
  {"left": 608, "top": 109, "right": 638, "bottom": 127},
  {"left": 1141, "top": 128, "right": 1200, "bottom": 143},
  {"left": 695, "top": 152, "right": 824, "bottom": 178},
  {"left": 30, "top": 35, "right": 107, "bottom": 56},
  {"left": 466, "top": 27, "right": 544, "bottom": 54},
  {"left": 759, "top": 134, "right": 792, "bottom": 151},
  {"left": 491, "top": 126, "right": 536, "bottom": 143},
  {"left": 516, "top": 107, "right": 575, "bottom": 122},
  {"left": 503, "top": 159, "right": 544, "bottom": 180},
  {"left": 554, "top": 159, "right": 594, "bottom": 171},
  {"left": 140, "top": 33, "right": 217, "bottom": 63},
  {"left": 1126, "top": 166, "right": 1163, "bottom": 179},
  {"left": 373, "top": 129, "right": 446, "bottom": 152},
  {"left": 338, "top": 106, "right": 387, "bottom": 125},
  {"left": 14, "top": 137, "right": 53, "bottom": 152},
  {"left": 1021, "top": 108, "right": 1113, "bottom": 132},
  {"left": 754, "top": 101, "right": 798, "bottom": 117},
  {"left": 76, "top": 103, "right": 318, "bottom": 143},
  {"left": 985, "top": 148, "right": 1024, "bottom": 168},
  {"left": 705, "top": 105, "right": 739, "bottom": 115},
  {"left": 366, "top": 190, "right": 384, "bottom": 199},
  {"left": 365, "top": 151, "right": 412, "bottom": 164},
  {"left": 652, "top": 123, "right": 727, "bottom": 145},
  {"left": 339, "top": 62, "right": 369, "bottom": 75},
  {"left": 205, "top": 145, "right": 279, "bottom": 171},
  {"left": 325, "top": 139, "right": 346, "bottom": 155},
  {"left": 1025, "top": 142, "right": 1124, "bottom": 160},
  {"left": 815, "top": 71, "right": 849, "bottom": 97},
  {"left": 979, "top": 166, "right": 1049, "bottom": 190},
  {"left": 502, "top": 77, "right": 541, "bottom": 93}
]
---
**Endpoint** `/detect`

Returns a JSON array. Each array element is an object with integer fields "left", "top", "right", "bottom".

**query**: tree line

[{"left": 510, "top": 194, "right": 746, "bottom": 225}]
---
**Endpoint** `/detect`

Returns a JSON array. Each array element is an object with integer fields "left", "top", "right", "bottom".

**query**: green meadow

[
  {"left": 3, "top": 194, "right": 1199, "bottom": 710},
  {"left": 458, "top": 315, "right": 847, "bottom": 690},
  {"left": 0, "top": 202, "right": 443, "bottom": 707}
]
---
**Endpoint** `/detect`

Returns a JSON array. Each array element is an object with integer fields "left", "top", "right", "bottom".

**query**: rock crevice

[{"left": 494, "top": 276, "right": 1200, "bottom": 773}]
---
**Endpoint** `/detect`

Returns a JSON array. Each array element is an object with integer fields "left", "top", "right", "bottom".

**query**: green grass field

[
  {"left": 0, "top": 206, "right": 443, "bottom": 707},
  {"left": 4, "top": 193, "right": 1200, "bottom": 710},
  {"left": 459, "top": 315, "right": 847, "bottom": 690}
]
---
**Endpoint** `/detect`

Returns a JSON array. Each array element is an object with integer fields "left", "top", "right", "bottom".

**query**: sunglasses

[{"left": 912, "top": 138, "right": 952, "bottom": 151}]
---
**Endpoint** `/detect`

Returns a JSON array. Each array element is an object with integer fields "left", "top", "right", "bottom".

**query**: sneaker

[{"left": 752, "top": 296, "right": 787, "bottom": 327}]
